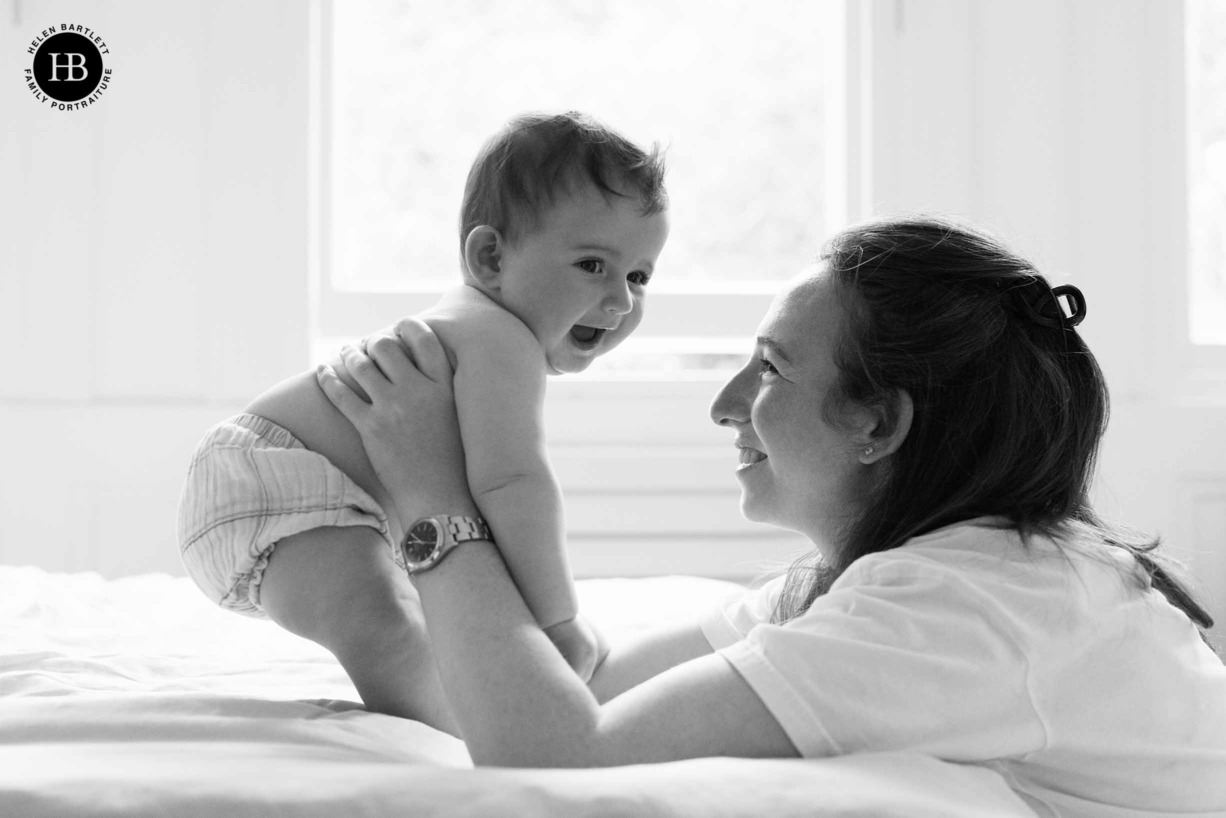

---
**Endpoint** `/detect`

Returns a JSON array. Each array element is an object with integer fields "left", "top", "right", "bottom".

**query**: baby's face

[{"left": 496, "top": 184, "right": 669, "bottom": 374}]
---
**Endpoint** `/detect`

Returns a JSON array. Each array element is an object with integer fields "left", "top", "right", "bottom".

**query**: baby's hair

[
  {"left": 459, "top": 111, "right": 668, "bottom": 251},
  {"left": 773, "top": 215, "right": 1216, "bottom": 647}
]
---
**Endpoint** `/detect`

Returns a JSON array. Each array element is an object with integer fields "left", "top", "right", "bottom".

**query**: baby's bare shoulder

[{"left": 426, "top": 286, "right": 537, "bottom": 360}]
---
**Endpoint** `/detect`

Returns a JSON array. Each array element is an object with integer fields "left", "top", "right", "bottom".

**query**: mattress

[{"left": 0, "top": 565, "right": 1035, "bottom": 817}]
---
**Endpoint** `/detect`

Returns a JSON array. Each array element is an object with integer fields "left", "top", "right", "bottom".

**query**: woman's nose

[
  {"left": 603, "top": 276, "right": 633, "bottom": 315},
  {"left": 710, "top": 363, "right": 753, "bottom": 427}
]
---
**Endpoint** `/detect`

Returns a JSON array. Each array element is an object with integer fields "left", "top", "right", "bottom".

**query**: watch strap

[
  {"left": 438, "top": 515, "right": 492, "bottom": 545},
  {"left": 403, "top": 514, "right": 491, "bottom": 574}
]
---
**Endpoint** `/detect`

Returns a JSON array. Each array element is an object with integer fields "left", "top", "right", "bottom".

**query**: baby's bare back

[
  {"left": 244, "top": 357, "right": 404, "bottom": 539},
  {"left": 244, "top": 301, "right": 469, "bottom": 544}
]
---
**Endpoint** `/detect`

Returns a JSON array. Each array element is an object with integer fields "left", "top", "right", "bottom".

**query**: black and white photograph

[{"left": 2, "top": 1, "right": 1225, "bottom": 815}]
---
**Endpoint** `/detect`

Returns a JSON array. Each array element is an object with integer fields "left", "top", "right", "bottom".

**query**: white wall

[
  {"left": 1, "top": 0, "right": 311, "bottom": 574},
  {"left": 3, "top": 2, "right": 1224, "bottom": 616}
]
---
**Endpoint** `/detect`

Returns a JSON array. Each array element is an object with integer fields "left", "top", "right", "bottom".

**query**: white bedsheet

[{"left": 0, "top": 566, "right": 1036, "bottom": 817}]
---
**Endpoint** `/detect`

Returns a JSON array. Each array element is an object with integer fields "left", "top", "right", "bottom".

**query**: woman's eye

[
  {"left": 576, "top": 259, "right": 603, "bottom": 274},
  {"left": 628, "top": 271, "right": 651, "bottom": 287}
]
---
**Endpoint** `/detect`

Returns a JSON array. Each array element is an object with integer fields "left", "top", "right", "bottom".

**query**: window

[
  {"left": 314, "top": 0, "right": 849, "bottom": 377},
  {"left": 1187, "top": 0, "right": 1226, "bottom": 345}
]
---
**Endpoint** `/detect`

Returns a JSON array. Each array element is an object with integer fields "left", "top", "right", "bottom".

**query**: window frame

[
  {"left": 303, "top": 1, "right": 1226, "bottom": 586},
  {"left": 1171, "top": 0, "right": 1226, "bottom": 400},
  {"left": 309, "top": 0, "right": 1226, "bottom": 401},
  {"left": 307, "top": 0, "right": 861, "bottom": 385}
]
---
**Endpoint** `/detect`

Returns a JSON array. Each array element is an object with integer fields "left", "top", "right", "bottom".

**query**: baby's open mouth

[{"left": 569, "top": 325, "right": 606, "bottom": 349}]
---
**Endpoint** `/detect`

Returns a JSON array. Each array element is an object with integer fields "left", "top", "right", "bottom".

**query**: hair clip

[
  {"left": 1052, "top": 285, "right": 1087, "bottom": 327},
  {"left": 1014, "top": 280, "right": 1087, "bottom": 329}
]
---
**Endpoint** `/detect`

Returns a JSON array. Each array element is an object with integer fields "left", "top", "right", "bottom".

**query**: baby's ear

[{"left": 463, "top": 225, "right": 504, "bottom": 289}]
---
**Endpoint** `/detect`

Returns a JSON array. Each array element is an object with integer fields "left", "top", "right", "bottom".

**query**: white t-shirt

[{"left": 702, "top": 519, "right": 1226, "bottom": 818}]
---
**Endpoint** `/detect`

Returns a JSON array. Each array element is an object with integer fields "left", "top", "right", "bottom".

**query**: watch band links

[{"left": 439, "top": 515, "right": 492, "bottom": 544}]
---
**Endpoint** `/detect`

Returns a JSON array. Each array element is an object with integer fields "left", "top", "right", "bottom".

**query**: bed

[{"left": 0, "top": 565, "right": 1036, "bottom": 817}]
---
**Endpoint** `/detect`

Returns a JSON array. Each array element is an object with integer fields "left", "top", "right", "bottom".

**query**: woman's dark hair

[
  {"left": 459, "top": 111, "right": 667, "bottom": 250},
  {"left": 773, "top": 215, "right": 1216, "bottom": 646}
]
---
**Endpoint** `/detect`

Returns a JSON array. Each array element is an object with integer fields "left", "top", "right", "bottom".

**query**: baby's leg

[{"left": 258, "top": 525, "right": 458, "bottom": 735}]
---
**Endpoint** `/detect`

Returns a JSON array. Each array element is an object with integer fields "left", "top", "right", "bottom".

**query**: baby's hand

[{"left": 543, "top": 615, "right": 603, "bottom": 683}]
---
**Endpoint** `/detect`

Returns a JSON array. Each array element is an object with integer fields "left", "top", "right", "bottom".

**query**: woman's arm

[
  {"left": 316, "top": 320, "right": 797, "bottom": 767},
  {"left": 411, "top": 537, "right": 793, "bottom": 767},
  {"left": 587, "top": 619, "right": 714, "bottom": 704}
]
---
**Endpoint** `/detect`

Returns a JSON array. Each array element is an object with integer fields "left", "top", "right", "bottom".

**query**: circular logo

[
  {"left": 23, "top": 24, "right": 113, "bottom": 110},
  {"left": 33, "top": 32, "right": 103, "bottom": 101}
]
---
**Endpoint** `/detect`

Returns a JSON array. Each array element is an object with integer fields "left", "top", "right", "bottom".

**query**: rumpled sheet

[{"left": 0, "top": 566, "right": 1036, "bottom": 817}]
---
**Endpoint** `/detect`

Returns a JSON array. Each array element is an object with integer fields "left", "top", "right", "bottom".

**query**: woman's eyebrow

[{"left": 757, "top": 337, "right": 792, "bottom": 364}]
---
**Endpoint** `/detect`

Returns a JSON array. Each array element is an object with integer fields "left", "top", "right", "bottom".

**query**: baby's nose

[{"left": 604, "top": 278, "right": 633, "bottom": 314}]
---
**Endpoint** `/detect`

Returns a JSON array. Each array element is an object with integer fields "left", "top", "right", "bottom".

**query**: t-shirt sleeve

[
  {"left": 701, "top": 574, "right": 786, "bottom": 650},
  {"left": 714, "top": 555, "right": 1046, "bottom": 761}
]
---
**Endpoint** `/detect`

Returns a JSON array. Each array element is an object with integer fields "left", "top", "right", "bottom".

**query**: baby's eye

[
  {"left": 576, "top": 259, "right": 604, "bottom": 274},
  {"left": 628, "top": 270, "right": 651, "bottom": 287}
]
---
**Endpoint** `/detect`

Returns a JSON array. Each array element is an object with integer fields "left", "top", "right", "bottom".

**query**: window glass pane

[
  {"left": 1188, "top": 0, "right": 1226, "bottom": 344},
  {"left": 330, "top": 0, "right": 842, "bottom": 292}
]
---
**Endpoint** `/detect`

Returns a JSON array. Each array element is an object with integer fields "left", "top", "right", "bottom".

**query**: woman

[{"left": 317, "top": 216, "right": 1226, "bottom": 815}]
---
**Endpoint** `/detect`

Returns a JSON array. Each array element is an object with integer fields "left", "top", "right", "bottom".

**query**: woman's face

[{"left": 709, "top": 267, "right": 874, "bottom": 553}]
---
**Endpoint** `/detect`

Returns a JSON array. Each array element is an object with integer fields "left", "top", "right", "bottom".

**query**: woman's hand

[{"left": 315, "top": 318, "right": 476, "bottom": 522}]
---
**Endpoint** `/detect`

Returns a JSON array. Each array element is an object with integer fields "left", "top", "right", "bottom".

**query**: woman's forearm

[
  {"left": 587, "top": 620, "right": 715, "bottom": 704},
  {"left": 410, "top": 537, "right": 602, "bottom": 767}
]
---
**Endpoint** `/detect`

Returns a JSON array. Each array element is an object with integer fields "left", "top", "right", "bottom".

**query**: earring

[{"left": 863, "top": 446, "right": 874, "bottom": 457}]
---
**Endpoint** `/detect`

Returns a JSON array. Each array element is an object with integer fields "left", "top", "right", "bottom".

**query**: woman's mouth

[
  {"left": 569, "top": 325, "right": 607, "bottom": 351},
  {"left": 736, "top": 446, "right": 767, "bottom": 471}
]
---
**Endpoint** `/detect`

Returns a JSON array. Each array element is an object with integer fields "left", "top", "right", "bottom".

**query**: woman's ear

[
  {"left": 858, "top": 389, "right": 914, "bottom": 465},
  {"left": 463, "top": 225, "right": 504, "bottom": 290}
]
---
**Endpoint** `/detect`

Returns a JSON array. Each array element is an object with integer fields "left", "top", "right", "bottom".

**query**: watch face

[{"left": 402, "top": 519, "right": 442, "bottom": 565}]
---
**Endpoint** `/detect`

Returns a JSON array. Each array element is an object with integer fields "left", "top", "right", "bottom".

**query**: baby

[{"left": 177, "top": 111, "right": 669, "bottom": 719}]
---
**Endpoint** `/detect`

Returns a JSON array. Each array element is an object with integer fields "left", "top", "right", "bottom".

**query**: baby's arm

[{"left": 447, "top": 309, "right": 593, "bottom": 675}]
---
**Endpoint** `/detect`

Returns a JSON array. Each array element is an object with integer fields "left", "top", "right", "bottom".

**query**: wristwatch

[{"left": 400, "top": 515, "right": 492, "bottom": 574}]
